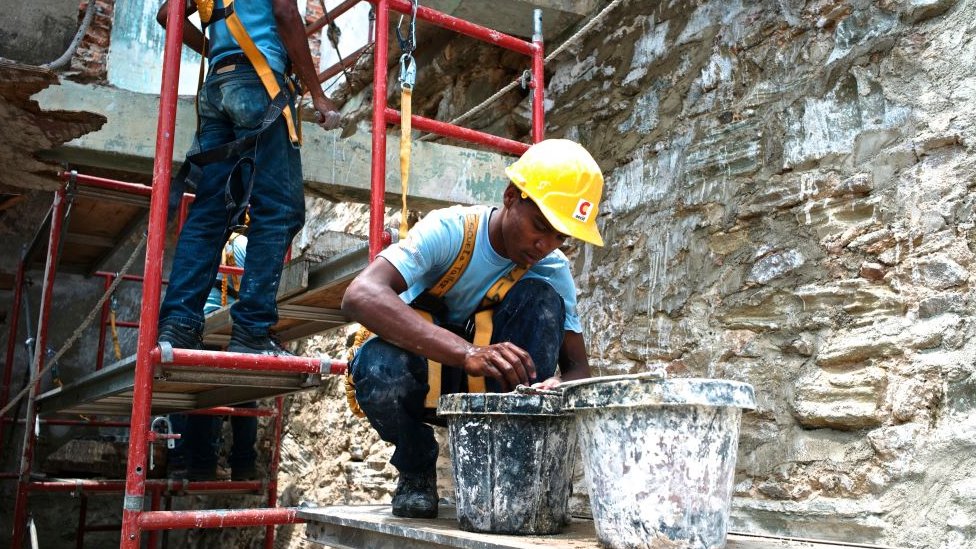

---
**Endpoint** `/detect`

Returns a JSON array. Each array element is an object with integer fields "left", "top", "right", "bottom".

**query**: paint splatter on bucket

[
  {"left": 438, "top": 390, "right": 577, "bottom": 535},
  {"left": 563, "top": 373, "right": 756, "bottom": 549}
]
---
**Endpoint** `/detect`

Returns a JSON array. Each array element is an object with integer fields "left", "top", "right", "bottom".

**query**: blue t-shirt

[
  {"left": 208, "top": 0, "right": 289, "bottom": 76},
  {"left": 378, "top": 205, "right": 582, "bottom": 333}
]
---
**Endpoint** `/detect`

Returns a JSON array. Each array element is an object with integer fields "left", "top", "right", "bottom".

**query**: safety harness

[
  {"left": 169, "top": 0, "right": 303, "bottom": 234},
  {"left": 345, "top": 212, "right": 528, "bottom": 415}
]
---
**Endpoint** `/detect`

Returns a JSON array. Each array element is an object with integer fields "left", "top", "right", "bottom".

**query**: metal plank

[
  {"left": 202, "top": 258, "right": 311, "bottom": 336},
  {"left": 36, "top": 353, "right": 324, "bottom": 416}
]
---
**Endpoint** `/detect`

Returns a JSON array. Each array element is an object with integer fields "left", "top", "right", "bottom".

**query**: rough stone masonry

[
  {"left": 290, "top": 1, "right": 976, "bottom": 548},
  {"left": 4, "top": 0, "right": 976, "bottom": 548}
]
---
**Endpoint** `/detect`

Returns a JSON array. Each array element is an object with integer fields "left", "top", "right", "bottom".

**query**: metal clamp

[{"left": 158, "top": 341, "right": 175, "bottom": 364}]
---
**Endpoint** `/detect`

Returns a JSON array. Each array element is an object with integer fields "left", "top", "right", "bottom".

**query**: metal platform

[
  {"left": 300, "top": 505, "right": 876, "bottom": 549},
  {"left": 203, "top": 234, "right": 369, "bottom": 346},
  {"left": 34, "top": 236, "right": 367, "bottom": 416},
  {"left": 35, "top": 352, "right": 322, "bottom": 416}
]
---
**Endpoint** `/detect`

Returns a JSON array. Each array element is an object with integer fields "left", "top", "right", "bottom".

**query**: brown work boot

[{"left": 391, "top": 469, "right": 438, "bottom": 519}]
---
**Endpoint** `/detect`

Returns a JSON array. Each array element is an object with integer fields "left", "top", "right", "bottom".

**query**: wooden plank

[{"left": 300, "top": 505, "right": 897, "bottom": 549}]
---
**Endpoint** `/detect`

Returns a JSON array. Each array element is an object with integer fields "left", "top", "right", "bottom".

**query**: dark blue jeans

[
  {"left": 350, "top": 278, "right": 565, "bottom": 475},
  {"left": 159, "top": 63, "right": 304, "bottom": 337},
  {"left": 169, "top": 401, "right": 257, "bottom": 475}
]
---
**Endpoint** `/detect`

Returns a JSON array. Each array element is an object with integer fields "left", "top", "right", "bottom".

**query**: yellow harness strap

[
  {"left": 421, "top": 213, "right": 479, "bottom": 407},
  {"left": 220, "top": 233, "right": 242, "bottom": 307},
  {"left": 345, "top": 213, "right": 529, "bottom": 413},
  {"left": 399, "top": 87, "right": 412, "bottom": 240},
  {"left": 215, "top": 0, "right": 301, "bottom": 145}
]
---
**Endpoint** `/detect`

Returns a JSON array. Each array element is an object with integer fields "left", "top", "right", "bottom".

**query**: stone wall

[
  {"left": 537, "top": 0, "right": 975, "bottom": 546},
  {"left": 6, "top": 0, "right": 976, "bottom": 547}
]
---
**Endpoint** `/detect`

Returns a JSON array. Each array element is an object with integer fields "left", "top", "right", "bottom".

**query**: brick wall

[{"left": 71, "top": 0, "right": 114, "bottom": 83}]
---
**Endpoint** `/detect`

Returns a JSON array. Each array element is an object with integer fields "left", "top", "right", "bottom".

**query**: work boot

[
  {"left": 391, "top": 469, "right": 438, "bottom": 519},
  {"left": 157, "top": 320, "right": 203, "bottom": 350},
  {"left": 227, "top": 327, "right": 293, "bottom": 356}
]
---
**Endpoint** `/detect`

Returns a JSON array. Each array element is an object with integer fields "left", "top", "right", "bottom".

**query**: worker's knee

[{"left": 351, "top": 338, "right": 427, "bottom": 410}]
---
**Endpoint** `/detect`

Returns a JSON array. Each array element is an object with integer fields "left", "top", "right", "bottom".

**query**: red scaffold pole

[
  {"left": 385, "top": 0, "right": 536, "bottom": 56},
  {"left": 368, "top": 0, "right": 389, "bottom": 260},
  {"left": 0, "top": 251, "right": 26, "bottom": 455},
  {"left": 383, "top": 108, "right": 529, "bottom": 156},
  {"left": 120, "top": 0, "right": 185, "bottom": 545},
  {"left": 11, "top": 188, "right": 67, "bottom": 549},
  {"left": 531, "top": 9, "right": 544, "bottom": 143}
]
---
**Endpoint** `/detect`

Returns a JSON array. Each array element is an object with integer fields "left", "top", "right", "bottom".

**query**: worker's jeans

[
  {"left": 159, "top": 63, "right": 303, "bottom": 338},
  {"left": 350, "top": 278, "right": 565, "bottom": 476},
  {"left": 169, "top": 401, "right": 258, "bottom": 477}
]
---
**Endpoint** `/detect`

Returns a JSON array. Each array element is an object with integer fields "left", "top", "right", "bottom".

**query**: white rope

[
  {"left": 0, "top": 233, "right": 148, "bottom": 418},
  {"left": 419, "top": 0, "right": 627, "bottom": 141}
]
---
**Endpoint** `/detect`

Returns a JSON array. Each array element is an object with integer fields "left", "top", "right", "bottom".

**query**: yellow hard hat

[{"left": 505, "top": 139, "right": 604, "bottom": 246}]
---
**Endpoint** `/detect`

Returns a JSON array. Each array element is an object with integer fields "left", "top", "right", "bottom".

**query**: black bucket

[{"left": 437, "top": 390, "right": 577, "bottom": 535}]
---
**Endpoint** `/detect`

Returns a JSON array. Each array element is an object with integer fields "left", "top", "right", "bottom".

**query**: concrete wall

[{"left": 0, "top": 0, "right": 79, "bottom": 65}]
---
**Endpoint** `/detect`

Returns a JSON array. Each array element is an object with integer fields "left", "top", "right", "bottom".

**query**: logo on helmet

[{"left": 573, "top": 199, "right": 592, "bottom": 222}]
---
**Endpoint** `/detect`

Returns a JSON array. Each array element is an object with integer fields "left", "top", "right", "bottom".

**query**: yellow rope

[
  {"left": 109, "top": 309, "right": 122, "bottom": 361},
  {"left": 399, "top": 87, "right": 412, "bottom": 239},
  {"left": 344, "top": 326, "right": 372, "bottom": 418}
]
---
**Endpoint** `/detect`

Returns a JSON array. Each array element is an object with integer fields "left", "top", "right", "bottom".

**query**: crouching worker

[{"left": 341, "top": 139, "right": 605, "bottom": 519}]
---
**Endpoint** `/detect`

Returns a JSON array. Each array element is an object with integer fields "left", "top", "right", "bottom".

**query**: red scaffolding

[{"left": 3, "top": 0, "right": 546, "bottom": 547}]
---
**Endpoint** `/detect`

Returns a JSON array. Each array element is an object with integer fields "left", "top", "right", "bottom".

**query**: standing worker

[
  {"left": 155, "top": 0, "right": 340, "bottom": 355},
  {"left": 342, "top": 139, "right": 605, "bottom": 518},
  {"left": 168, "top": 231, "right": 258, "bottom": 481}
]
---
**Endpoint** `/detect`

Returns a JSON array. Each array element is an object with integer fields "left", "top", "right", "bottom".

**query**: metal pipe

[
  {"left": 121, "top": 0, "right": 186, "bottom": 545},
  {"left": 0, "top": 251, "right": 26, "bottom": 455},
  {"left": 264, "top": 396, "right": 286, "bottom": 549},
  {"left": 306, "top": 0, "right": 362, "bottom": 37},
  {"left": 28, "top": 479, "right": 264, "bottom": 494},
  {"left": 3, "top": 418, "right": 132, "bottom": 428},
  {"left": 60, "top": 172, "right": 153, "bottom": 197},
  {"left": 76, "top": 494, "right": 88, "bottom": 549},
  {"left": 94, "top": 272, "right": 170, "bottom": 285},
  {"left": 12, "top": 187, "right": 67, "bottom": 549},
  {"left": 150, "top": 347, "right": 347, "bottom": 375},
  {"left": 138, "top": 508, "right": 303, "bottom": 530},
  {"left": 531, "top": 9, "right": 544, "bottom": 143},
  {"left": 368, "top": 0, "right": 389, "bottom": 260},
  {"left": 383, "top": 108, "right": 529, "bottom": 156},
  {"left": 382, "top": 0, "right": 537, "bottom": 57},
  {"left": 148, "top": 487, "right": 162, "bottom": 549},
  {"left": 317, "top": 42, "right": 372, "bottom": 84}
]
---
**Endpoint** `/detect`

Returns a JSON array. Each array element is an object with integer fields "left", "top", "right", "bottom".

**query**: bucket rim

[
  {"left": 437, "top": 391, "right": 570, "bottom": 417},
  {"left": 562, "top": 374, "right": 756, "bottom": 410}
]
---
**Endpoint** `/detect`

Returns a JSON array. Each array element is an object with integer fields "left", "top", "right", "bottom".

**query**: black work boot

[
  {"left": 391, "top": 469, "right": 438, "bottom": 518},
  {"left": 157, "top": 320, "right": 203, "bottom": 350},
  {"left": 227, "top": 327, "right": 293, "bottom": 356}
]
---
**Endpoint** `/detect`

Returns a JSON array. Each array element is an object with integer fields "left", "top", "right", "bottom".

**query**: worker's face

[{"left": 502, "top": 186, "right": 569, "bottom": 267}]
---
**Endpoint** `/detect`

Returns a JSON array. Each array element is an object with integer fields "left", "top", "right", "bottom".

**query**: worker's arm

[
  {"left": 533, "top": 331, "right": 591, "bottom": 390},
  {"left": 271, "top": 0, "right": 341, "bottom": 129},
  {"left": 342, "top": 258, "right": 536, "bottom": 390},
  {"left": 156, "top": 0, "right": 207, "bottom": 56}
]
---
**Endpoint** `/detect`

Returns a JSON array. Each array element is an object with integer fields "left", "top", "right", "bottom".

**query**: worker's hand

[
  {"left": 530, "top": 376, "right": 561, "bottom": 391},
  {"left": 462, "top": 343, "right": 536, "bottom": 391},
  {"left": 312, "top": 95, "right": 341, "bottom": 130}
]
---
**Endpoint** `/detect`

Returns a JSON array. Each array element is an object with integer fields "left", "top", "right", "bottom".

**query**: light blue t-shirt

[
  {"left": 378, "top": 205, "right": 582, "bottom": 333},
  {"left": 208, "top": 0, "right": 289, "bottom": 76}
]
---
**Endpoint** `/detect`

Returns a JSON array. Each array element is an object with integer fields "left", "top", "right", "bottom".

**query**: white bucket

[{"left": 562, "top": 374, "right": 755, "bottom": 549}]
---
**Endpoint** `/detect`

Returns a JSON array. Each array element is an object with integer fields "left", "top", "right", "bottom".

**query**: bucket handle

[{"left": 514, "top": 385, "right": 562, "bottom": 397}]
